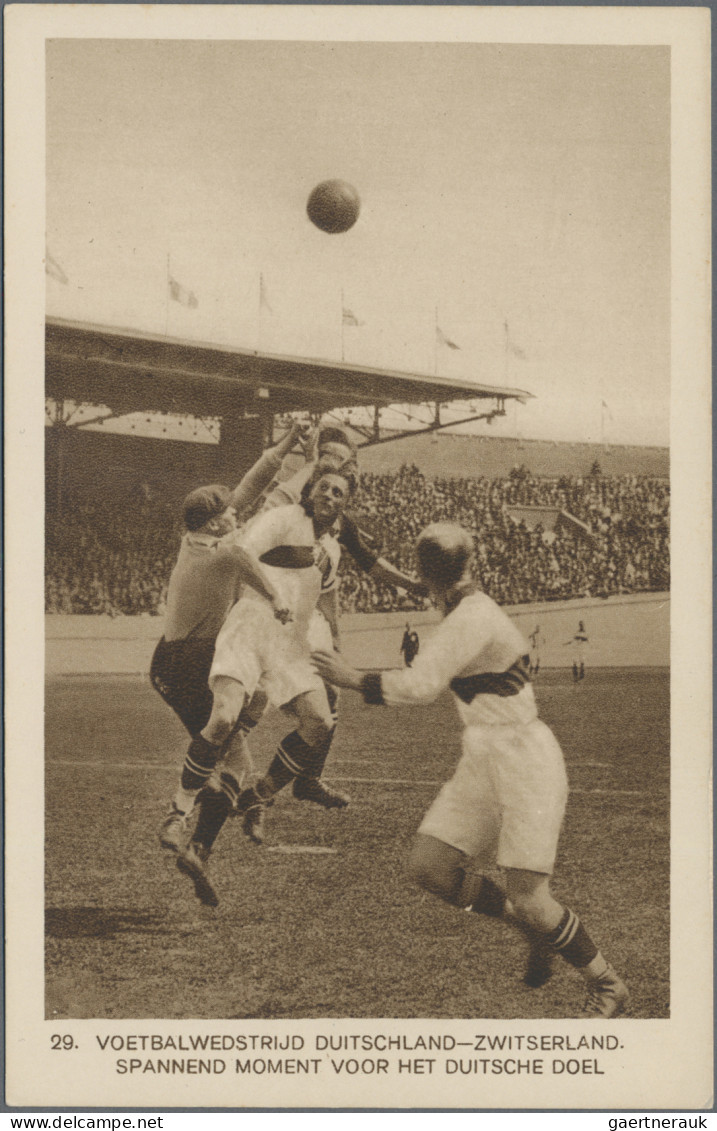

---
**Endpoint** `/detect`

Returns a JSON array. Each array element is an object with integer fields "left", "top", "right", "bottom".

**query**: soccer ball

[{"left": 307, "top": 180, "right": 361, "bottom": 234}]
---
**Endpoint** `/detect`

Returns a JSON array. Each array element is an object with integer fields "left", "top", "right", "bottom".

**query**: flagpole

[
  {"left": 164, "top": 252, "right": 171, "bottom": 337},
  {"left": 258, "top": 273, "right": 262, "bottom": 353},
  {"left": 434, "top": 306, "right": 438, "bottom": 375},
  {"left": 503, "top": 319, "right": 509, "bottom": 385},
  {"left": 341, "top": 288, "right": 345, "bottom": 363}
]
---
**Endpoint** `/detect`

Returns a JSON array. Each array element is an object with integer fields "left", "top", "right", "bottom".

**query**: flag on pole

[
  {"left": 168, "top": 275, "right": 198, "bottom": 309},
  {"left": 46, "top": 251, "right": 68, "bottom": 285},
  {"left": 436, "top": 325, "right": 460, "bottom": 350},
  {"left": 259, "top": 273, "right": 273, "bottom": 313},
  {"left": 504, "top": 319, "right": 526, "bottom": 359},
  {"left": 342, "top": 306, "right": 363, "bottom": 327},
  {"left": 601, "top": 398, "right": 613, "bottom": 419}
]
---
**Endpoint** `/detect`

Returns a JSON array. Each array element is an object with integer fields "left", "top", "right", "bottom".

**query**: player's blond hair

[{"left": 416, "top": 523, "right": 474, "bottom": 588}]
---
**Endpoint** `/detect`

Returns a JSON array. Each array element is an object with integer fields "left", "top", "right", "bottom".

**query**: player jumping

[
  {"left": 152, "top": 423, "right": 305, "bottom": 850},
  {"left": 173, "top": 458, "right": 358, "bottom": 906},
  {"left": 253, "top": 421, "right": 427, "bottom": 811}
]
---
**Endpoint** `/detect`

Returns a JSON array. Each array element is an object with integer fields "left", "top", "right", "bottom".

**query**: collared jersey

[
  {"left": 163, "top": 531, "right": 248, "bottom": 642},
  {"left": 263, "top": 464, "right": 378, "bottom": 573},
  {"left": 237, "top": 504, "right": 341, "bottom": 637},
  {"left": 376, "top": 590, "right": 536, "bottom": 727},
  {"left": 161, "top": 445, "right": 288, "bottom": 643}
]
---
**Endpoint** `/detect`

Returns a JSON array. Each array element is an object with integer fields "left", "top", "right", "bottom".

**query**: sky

[{"left": 46, "top": 39, "right": 670, "bottom": 446}]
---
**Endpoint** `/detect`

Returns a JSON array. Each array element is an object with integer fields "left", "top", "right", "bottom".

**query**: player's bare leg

[
  {"left": 505, "top": 868, "right": 629, "bottom": 1017},
  {"left": 289, "top": 681, "right": 347, "bottom": 806},
  {"left": 408, "top": 836, "right": 628, "bottom": 1013},
  {"left": 291, "top": 685, "right": 349, "bottom": 808},
  {"left": 236, "top": 686, "right": 348, "bottom": 812},
  {"left": 407, "top": 835, "right": 555, "bottom": 986}
]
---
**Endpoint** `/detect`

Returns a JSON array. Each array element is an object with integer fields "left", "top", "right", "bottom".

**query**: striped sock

[
  {"left": 276, "top": 731, "right": 315, "bottom": 777},
  {"left": 295, "top": 728, "right": 336, "bottom": 781},
  {"left": 219, "top": 771, "right": 242, "bottom": 809},
  {"left": 180, "top": 734, "right": 222, "bottom": 793},
  {"left": 547, "top": 907, "right": 599, "bottom": 968}
]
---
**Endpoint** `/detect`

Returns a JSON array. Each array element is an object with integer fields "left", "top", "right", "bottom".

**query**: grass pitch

[{"left": 45, "top": 668, "right": 669, "bottom": 1020}]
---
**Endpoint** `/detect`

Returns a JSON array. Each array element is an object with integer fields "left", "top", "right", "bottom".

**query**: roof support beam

[{"left": 356, "top": 400, "right": 507, "bottom": 448}]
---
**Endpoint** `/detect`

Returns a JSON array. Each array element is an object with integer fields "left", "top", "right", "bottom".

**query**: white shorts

[
  {"left": 418, "top": 719, "right": 568, "bottom": 874},
  {"left": 210, "top": 599, "right": 324, "bottom": 709}
]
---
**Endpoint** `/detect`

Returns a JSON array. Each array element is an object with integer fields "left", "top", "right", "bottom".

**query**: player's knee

[
  {"left": 209, "top": 678, "right": 250, "bottom": 740},
  {"left": 237, "top": 688, "right": 268, "bottom": 733},
  {"left": 407, "top": 837, "right": 464, "bottom": 904},
  {"left": 297, "top": 714, "right": 332, "bottom": 748},
  {"left": 203, "top": 713, "right": 234, "bottom": 745},
  {"left": 508, "top": 889, "right": 554, "bottom": 931},
  {"left": 204, "top": 694, "right": 242, "bottom": 745}
]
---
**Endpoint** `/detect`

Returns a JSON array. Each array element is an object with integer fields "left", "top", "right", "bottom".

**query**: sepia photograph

[{"left": 4, "top": 3, "right": 712, "bottom": 1112}]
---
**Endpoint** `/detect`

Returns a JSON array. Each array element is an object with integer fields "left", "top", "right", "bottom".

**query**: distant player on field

[
  {"left": 172, "top": 459, "right": 359, "bottom": 906},
  {"left": 400, "top": 624, "right": 420, "bottom": 667},
  {"left": 564, "top": 620, "right": 588, "bottom": 682},
  {"left": 313, "top": 524, "right": 629, "bottom": 1019},
  {"left": 528, "top": 624, "right": 544, "bottom": 678}
]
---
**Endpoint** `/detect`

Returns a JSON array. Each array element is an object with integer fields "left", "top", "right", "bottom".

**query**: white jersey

[
  {"left": 211, "top": 504, "right": 341, "bottom": 706},
  {"left": 379, "top": 590, "right": 536, "bottom": 728},
  {"left": 236, "top": 503, "right": 340, "bottom": 638}
]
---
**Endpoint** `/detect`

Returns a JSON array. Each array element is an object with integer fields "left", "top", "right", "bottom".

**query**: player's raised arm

[
  {"left": 337, "top": 512, "right": 427, "bottom": 595},
  {"left": 368, "top": 554, "right": 428, "bottom": 596},
  {"left": 229, "top": 420, "right": 308, "bottom": 516},
  {"left": 262, "top": 421, "right": 358, "bottom": 511}
]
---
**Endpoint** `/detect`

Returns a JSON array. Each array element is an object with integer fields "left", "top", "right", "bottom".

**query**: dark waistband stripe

[
  {"left": 259, "top": 545, "right": 317, "bottom": 569},
  {"left": 450, "top": 654, "right": 531, "bottom": 704}
]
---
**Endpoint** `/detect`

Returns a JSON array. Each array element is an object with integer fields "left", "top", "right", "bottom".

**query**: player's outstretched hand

[
  {"left": 288, "top": 418, "right": 311, "bottom": 447},
  {"left": 296, "top": 422, "right": 316, "bottom": 458},
  {"left": 272, "top": 604, "right": 293, "bottom": 625},
  {"left": 312, "top": 650, "right": 362, "bottom": 691}
]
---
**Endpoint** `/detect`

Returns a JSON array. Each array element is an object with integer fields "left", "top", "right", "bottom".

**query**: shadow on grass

[{"left": 46, "top": 906, "right": 174, "bottom": 939}]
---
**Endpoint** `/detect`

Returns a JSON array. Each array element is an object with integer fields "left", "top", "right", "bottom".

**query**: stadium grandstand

[{"left": 46, "top": 316, "right": 669, "bottom": 618}]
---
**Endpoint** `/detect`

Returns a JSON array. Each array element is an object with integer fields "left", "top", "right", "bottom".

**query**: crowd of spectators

[
  {"left": 45, "top": 464, "right": 670, "bottom": 617},
  {"left": 46, "top": 499, "right": 176, "bottom": 616}
]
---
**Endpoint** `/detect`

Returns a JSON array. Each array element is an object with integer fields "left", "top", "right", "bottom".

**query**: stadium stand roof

[{"left": 46, "top": 316, "right": 533, "bottom": 422}]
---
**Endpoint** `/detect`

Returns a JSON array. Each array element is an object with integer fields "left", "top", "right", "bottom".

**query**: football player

[
  {"left": 152, "top": 423, "right": 304, "bottom": 848},
  {"left": 528, "top": 623, "right": 544, "bottom": 678},
  {"left": 564, "top": 620, "right": 589, "bottom": 682},
  {"left": 174, "top": 459, "right": 359, "bottom": 906},
  {"left": 312, "top": 523, "right": 629, "bottom": 1019},
  {"left": 254, "top": 421, "right": 427, "bottom": 812}
]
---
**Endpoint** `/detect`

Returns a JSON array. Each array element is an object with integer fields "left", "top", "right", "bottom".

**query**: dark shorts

[
  {"left": 149, "top": 636, "right": 270, "bottom": 738},
  {"left": 149, "top": 637, "right": 215, "bottom": 737}
]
